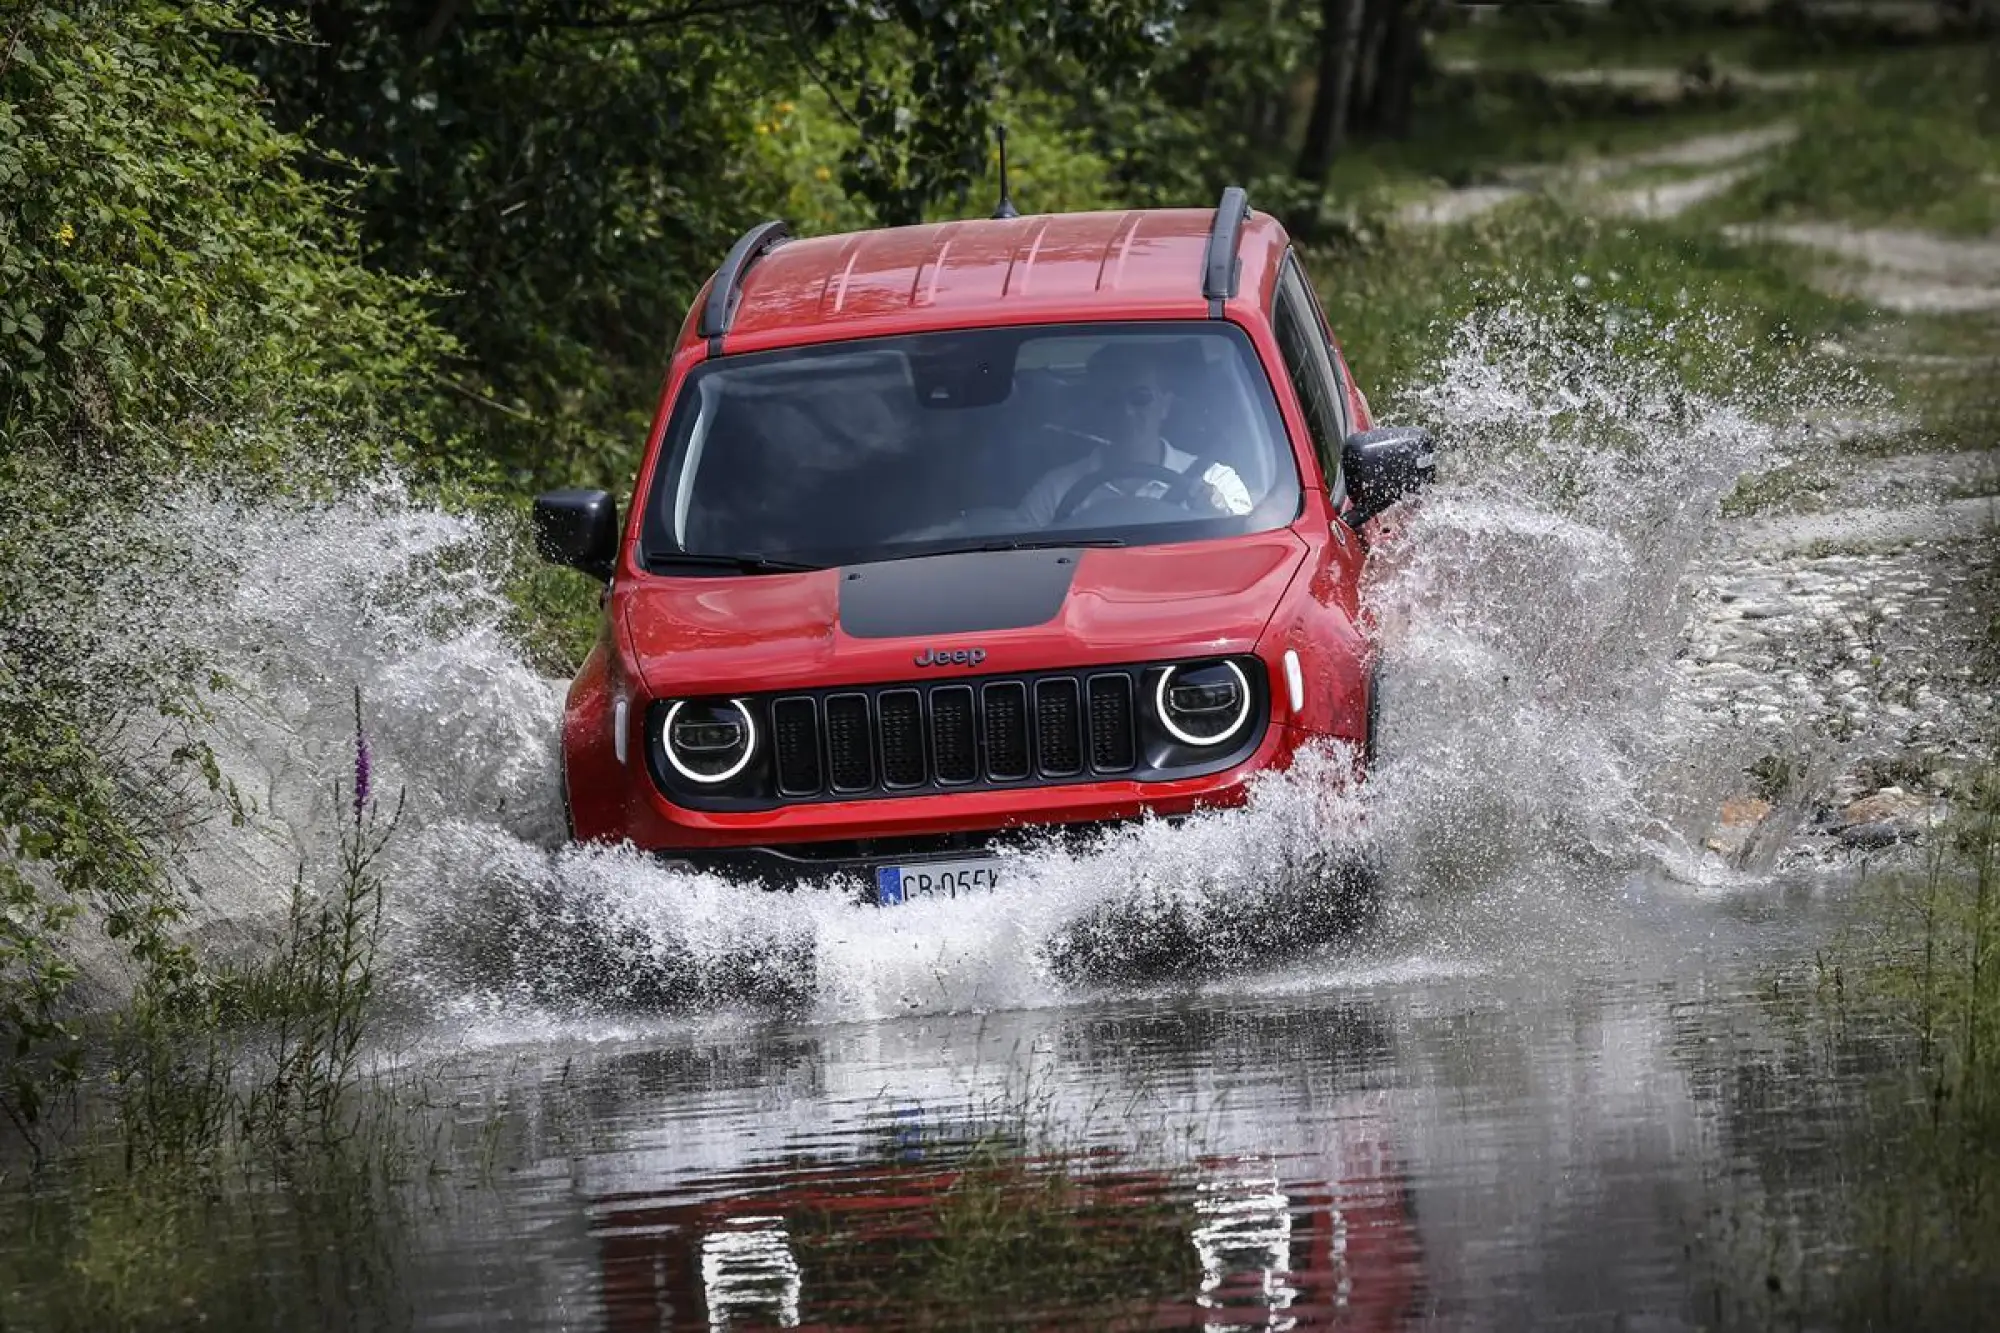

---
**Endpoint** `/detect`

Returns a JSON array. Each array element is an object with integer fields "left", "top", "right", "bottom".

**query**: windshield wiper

[
  {"left": 644, "top": 551, "right": 825, "bottom": 574},
  {"left": 972, "top": 537, "right": 1127, "bottom": 552}
]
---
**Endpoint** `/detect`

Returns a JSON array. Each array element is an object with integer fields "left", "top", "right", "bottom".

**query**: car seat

[{"left": 1159, "top": 338, "right": 1269, "bottom": 500}]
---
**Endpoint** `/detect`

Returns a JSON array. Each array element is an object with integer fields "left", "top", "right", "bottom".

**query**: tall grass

[
  {"left": 782, "top": 1077, "right": 1204, "bottom": 1327},
  {"left": 1710, "top": 44, "right": 2000, "bottom": 236},
  {"left": 1815, "top": 755, "right": 2000, "bottom": 1324},
  {"left": 239, "top": 686, "right": 403, "bottom": 1153}
]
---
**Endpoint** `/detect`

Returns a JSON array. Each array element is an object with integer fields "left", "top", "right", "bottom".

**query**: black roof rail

[
  {"left": 698, "top": 219, "right": 791, "bottom": 351},
  {"left": 1201, "top": 186, "right": 1250, "bottom": 317}
]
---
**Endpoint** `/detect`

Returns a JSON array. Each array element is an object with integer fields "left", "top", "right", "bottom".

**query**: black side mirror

[
  {"left": 1341, "top": 426, "right": 1436, "bottom": 528},
  {"left": 532, "top": 488, "right": 618, "bottom": 580}
]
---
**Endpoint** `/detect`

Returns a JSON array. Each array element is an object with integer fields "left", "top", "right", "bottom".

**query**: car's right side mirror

[
  {"left": 1341, "top": 426, "right": 1436, "bottom": 528},
  {"left": 532, "top": 488, "right": 619, "bottom": 580}
]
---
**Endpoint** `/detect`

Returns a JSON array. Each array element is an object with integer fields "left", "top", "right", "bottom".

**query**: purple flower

[{"left": 352, "top": 687, "right": 372, "bottom": 825}]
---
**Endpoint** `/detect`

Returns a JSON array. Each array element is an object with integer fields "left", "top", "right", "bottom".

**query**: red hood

[{"left": 619, "top": 530, "right": 1308, "bottom": 697}]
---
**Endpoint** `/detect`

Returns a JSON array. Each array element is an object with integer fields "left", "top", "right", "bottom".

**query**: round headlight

[
  {"left": 661, "top": 699, "right": 757, "bottom": 784},
  {"left": 1155, "top": 661, "right": 1252, "bottom": 746}
]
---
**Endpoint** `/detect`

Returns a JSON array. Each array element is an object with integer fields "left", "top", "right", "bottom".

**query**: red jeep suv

[{"left": 533, "top": 188, "right": 1433, "bottom": 905}]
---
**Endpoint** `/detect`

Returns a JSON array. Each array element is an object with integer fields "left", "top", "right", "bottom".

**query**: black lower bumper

[{"left": 653, "top": 819, "right": 1142, "bottom": 890}]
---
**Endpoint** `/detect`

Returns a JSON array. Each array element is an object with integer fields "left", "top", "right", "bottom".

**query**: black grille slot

[
  {"left": 824, "top": 693, "right": 874, "bottom": 791},
  {"left": 982, "top": 682, "right": 1030, "bottom": 781},
  {"left": 1087, "top": 674, "right": 1135, "bottom": 772},
  {"left": 772, "top": 697, "right": 822, "bottom": 794},
  {"left": 1035, "top": 678, "right": 1083, "bottom": 777},
  {"left": 930, "top": 686, "right": 978, "bottom": 784},
  {"left": 878, "top": 690, "right": 926, "bottom": 788}
]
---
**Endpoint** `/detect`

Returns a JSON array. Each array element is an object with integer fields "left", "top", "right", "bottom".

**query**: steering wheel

[{"left": 1051, "top": 462, "right": 1203, "bottom": 522}]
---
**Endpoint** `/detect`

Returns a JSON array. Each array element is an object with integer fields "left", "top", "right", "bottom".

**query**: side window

[{"left": 1271, "top": 255, "right": 1349, "bottom": 503}]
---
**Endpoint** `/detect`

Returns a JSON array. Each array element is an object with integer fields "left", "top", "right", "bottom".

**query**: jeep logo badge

[{"left": 914, "top": 646, "right": 986, "bottom": 668}]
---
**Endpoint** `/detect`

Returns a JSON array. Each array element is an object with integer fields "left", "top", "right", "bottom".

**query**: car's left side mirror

[
  {"left": 532, "top": 488, "right": 618, "bottom": 580},
  {"left": 1341, "top": 426, "right": 1436, "bottom": 528}
]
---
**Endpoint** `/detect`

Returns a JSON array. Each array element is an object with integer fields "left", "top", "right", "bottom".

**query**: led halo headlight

[
  {"left": 660, "top": 698, "right": 757, "bottom": 784},
  {"left": 1154, "top": 660, "right": 1253, "bottom": 747}
]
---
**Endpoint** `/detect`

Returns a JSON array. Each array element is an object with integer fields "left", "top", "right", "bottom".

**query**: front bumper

[{"left": 654, "top": 818, "right": 1142, "bottom": 891}]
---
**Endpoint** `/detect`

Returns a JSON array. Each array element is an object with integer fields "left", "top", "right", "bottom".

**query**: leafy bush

[
  {"left": 0, "top": 0, "right": 451, "bottom": 1135},
  {"left": 0, "top": 1, "right": 452, "bottom": 471}
]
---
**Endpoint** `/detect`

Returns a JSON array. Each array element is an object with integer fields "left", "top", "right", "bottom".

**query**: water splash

[
  {"left": 54, "top": 301, "right": 1882, "bottom": 1028},
  {"left": 1361, "top": 301, "right": 1874, "bottom": 902}
]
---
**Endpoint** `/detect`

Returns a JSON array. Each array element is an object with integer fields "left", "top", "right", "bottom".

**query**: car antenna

[{"left": 991, "top": 122, "right": 1020, "bottom": 220}]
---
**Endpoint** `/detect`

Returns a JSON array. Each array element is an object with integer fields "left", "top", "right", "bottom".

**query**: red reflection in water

[{"left": 591, "top": 1132, "right": 1424, "bottom": 1330}]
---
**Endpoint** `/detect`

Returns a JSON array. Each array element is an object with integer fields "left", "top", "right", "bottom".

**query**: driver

[{"left": 1014, "top": 342, "right": 1253, "bottom": 528}]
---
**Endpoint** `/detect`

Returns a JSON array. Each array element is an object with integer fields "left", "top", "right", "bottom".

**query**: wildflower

[
  {"left": 54, "top": 222, "right": 74, "bottom": 246},
  {"left": 351, "top": 686, "right": 372, "bottom": 826}
]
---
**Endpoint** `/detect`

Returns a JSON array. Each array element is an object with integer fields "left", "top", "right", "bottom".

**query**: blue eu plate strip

[{"left": 876, "top": 866, "right": 904, "bottom": 906}]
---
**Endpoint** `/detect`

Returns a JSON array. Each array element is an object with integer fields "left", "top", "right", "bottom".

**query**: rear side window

[{"left": 1271, "top": 255, "right": 1349, "bottom": 502}]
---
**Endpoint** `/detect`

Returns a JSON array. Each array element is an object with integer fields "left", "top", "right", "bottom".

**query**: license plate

[{"left": 876, "top": 857, "right": 1001, "bottom": 905}]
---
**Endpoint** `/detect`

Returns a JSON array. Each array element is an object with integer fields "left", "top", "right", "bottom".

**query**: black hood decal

[{"left": 838, "top": 548, "right": 1079, "bottom": 640}]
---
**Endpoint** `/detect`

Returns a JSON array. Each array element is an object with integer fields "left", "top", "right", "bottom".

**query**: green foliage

[
  {"left": 810, "top": 0, "right": 1169, "bottom": 225},
  {"left": 1036, "top": 0, "right": 1319, "bottom": 208},
  {"left": 1817, "top": 760, "right": 2000, "bottom": 1323},
  {"left": 0, "top": 0, "right": 448, "bottom": 1136},
  {"left": 0, "top": 461, "right": 201, "bottom": 1142},
  {"left": 756, "top": 83, "right": 1129, "bottom": 227},
  {"left": 0, "top": 1128, "right": 413, "bottom": 1331},
  {"left": 1716, "top": 45, "right": 2000, "bottom": 235},
  {"left": 1304, "top": 198, "right": 1870, "bottom": 410},
  {"left": 744, "top": 86, "right": 877, "bottom": 237},
  {"left": 0, "top": 0, "right": 453, "bottom": 472},
  {"left": 240, "top": 694, "right": 400, "bottom": 1152}
]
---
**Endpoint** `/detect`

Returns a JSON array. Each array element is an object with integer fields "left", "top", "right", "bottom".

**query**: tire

[{"left": 1038, "top": 847, "right": 1380, "bottom": 989}]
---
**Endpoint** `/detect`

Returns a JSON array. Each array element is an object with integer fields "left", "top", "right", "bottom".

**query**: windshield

[{"left": 639, "top": 322, "right": 1300, "bottom": 570}]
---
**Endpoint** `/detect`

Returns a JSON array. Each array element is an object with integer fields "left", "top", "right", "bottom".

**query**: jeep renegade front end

[{"left": 534, "top": 188, "right": 1433, "bottom": 902}]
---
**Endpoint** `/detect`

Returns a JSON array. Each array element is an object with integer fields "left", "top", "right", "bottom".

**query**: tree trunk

[
  {"left": 1294, "top": 0, "right": 1362, "bottom": 181},
  {"left": 1367, "top": 0, "right": 1432, "bottom": 138},
  {"left": 1344, "top": 0, "right": 1391, "bottom": 135}
]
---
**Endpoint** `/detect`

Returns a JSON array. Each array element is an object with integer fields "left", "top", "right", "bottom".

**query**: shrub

[{"left": 0, "top": 0, "right": 451, "bottom": 1135}]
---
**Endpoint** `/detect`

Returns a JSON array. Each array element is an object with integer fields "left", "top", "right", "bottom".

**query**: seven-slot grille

[{"left": 771, "top": 672, "right": 1138, "bottom": 798}]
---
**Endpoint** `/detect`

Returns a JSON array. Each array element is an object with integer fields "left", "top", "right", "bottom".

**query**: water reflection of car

[
  {"left": 590, "top": 1140, "right": 1425, "bottom": 1329},
  {"left": 534, "top": 188, "right": 1435, "bottom": 902}
]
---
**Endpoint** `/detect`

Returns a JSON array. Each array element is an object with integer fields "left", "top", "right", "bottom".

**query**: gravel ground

[
  {"left": 1395, "top": 122, "right": 1798, "bottom": 226},
  {"left": 1723, "top": 224, "right": 2000, "bottom": 313}
]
